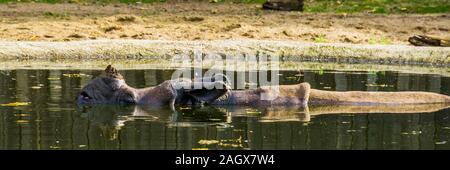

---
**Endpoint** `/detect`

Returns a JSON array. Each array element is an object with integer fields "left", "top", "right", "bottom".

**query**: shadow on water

[{"left": 0, "top": 69, "right": 449, "bottom": 150}]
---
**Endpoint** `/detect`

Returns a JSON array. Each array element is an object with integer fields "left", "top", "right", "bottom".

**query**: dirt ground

[{"left": 0, "top": 2, "right": 449, "bottom": 44}]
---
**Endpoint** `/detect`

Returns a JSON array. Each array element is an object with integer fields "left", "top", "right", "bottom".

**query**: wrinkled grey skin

[
  {"left": 77, "top": 65, "right": 450, "bottom": 109},
  {"left": 77, "top": 66, "right": 231, "bottom": 108}
]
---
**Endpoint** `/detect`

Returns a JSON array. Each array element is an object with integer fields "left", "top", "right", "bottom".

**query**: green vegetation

[
  {"left": 0, "top": 0, "right": 448, "bottom": 13},
  {"left": 314, "top": 34, "right": 329, "bottom": 43},
  {"left": 303, "top": 0, "right": 449, "bottom": 14},
  {"left": 368, "top": 36, "right": 393, "bottom": 45}
]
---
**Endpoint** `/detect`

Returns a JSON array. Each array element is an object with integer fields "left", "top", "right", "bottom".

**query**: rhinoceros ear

[{"left": 104, "top": 65, "right": 124, "bottom": 80}]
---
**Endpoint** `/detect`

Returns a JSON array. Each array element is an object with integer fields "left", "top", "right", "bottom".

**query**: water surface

[{"left": 0, "top": 69, "right": 449, "bottom": 150}]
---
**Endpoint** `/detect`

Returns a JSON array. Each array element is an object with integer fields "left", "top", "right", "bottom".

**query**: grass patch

[
  {"left": 303, "top": 0, "right": 450, "bottom": 14},
  {"left": 314, "top": 34, "right": 328, "bottom": 43},
  {"left": 368, "top": 36, "right": 392, "bottom": 45}
]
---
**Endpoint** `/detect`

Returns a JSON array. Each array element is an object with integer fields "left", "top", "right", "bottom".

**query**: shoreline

[
  {"left": 1, "top": 39, "right": 449, "bottom": 63},
  {"left": 0, "top": 40, "right": 449, "bottom": 76}
]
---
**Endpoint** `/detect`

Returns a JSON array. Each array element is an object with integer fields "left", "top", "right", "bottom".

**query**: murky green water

[{"left": 0, "top": 69, "right": 449, "bottom": 150}]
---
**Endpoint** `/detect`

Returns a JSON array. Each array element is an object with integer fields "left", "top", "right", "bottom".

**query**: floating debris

[
  {"left": 62, "top": 73, "right": 89, "bottom": 78},
  {"left": 192, "top": 148, "right": 209, "bottom": 150},
  {"left": 179, "top": 107, "right": 190, "bottom": 110},
  {"left": 365, "top": 84, "right": 394, "bottom": 88},
  {"left": 31, "top": 86, "right": 42, "bottom": 89},
  {"left": 317, "top": 69, "right": 324, "bottom": 75},
  {"left": 285, "top": 76, "right": 298, "bottom": 80},
  {"left": 0, "top": 102, "right": 30, "bottom": 107},
  {"left": 198, "top": 139, "right": 220, "bottom": 145},
  {"left": 16, "top": 120, "right": 29, "bottom": 124},
  {"left": 221, "top": 136, "right": 242, "bottom": 143},
  {"left": 401, "top": 131, "right": 422, "bottom": 135},
  {"left": 246, "top": 110, "right": 261, "bottom": 115},
  {"left": 49, "top": 146, "right": 61, "bottom": 149},
  {"left": 218, "top": 143, "right": 243, "bottom": 148},
  {"left": 47, "top": 77, "right": 60, "bottom": 80},
  {"left": 435, "top": 141, "right": 447, "bottom": 145},
  {"left": 13, "top": 114, "right": 30, "bottom": 117}
]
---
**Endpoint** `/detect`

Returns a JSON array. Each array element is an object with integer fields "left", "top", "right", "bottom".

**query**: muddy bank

[
  {"left": 0, "top": 40, "right": 449, "bottom": 69},
  {"left": 0, "top": 3, "right": 449, "bottom": 44}
]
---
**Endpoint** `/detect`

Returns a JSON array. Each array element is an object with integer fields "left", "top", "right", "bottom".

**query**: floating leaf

[
  {"left": 198, "top": 139, "right": 219, "bottom": 145},
  {"left": 365, "top": 84, "right": 393, "bottom": 88},
  {"left": 218, "top": 143, "right": 243, "bottom": 148},
  {"left": 16, "top": 120, "right": 29, "bottom": 124},
  {"left": 31, "top": 86, "right": 42, "bottom": 89},
  {"left": 14, "top": 114, "right": 30, "bottom": 117},
  {"left": 47, "top": 77, "right": 60, "bottom": 80},
  {"left": 62, "top": 73, "right": 89, "bottom": 78},
  {"left": 285, "top": 76, "right": 297, "bottom": 80},
  {"left": 401, "top": 131, "right": 421, "bottom": 135},
  {"left": 246, "top": 110, "right": 261, "bottom": 115},
  {"left": 179, "top": 107, "right": 190, "bottom": 110},
  {"left": 50, "top": 146, "right": 61, "bottom": 149},
  {"left": 1, "top": 102, "right": 30, "bottom": 107},
  {"left": 318, "top": 69, "right": 324, "bottom": 75},
  {"left": 435, "top": 141, "right": 447, "bottom": 145},
  {"left": 192, "top": 148, "right": 209, "bottom": 150}
]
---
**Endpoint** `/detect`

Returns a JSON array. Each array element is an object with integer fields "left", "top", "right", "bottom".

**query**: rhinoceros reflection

[
  {"left": 78, "top": 104, "right": 449, "bottom": 148},
  {"left": 79, "top": 105, "right": 232, "bottom": 141},
  {"left": 80, "top": 105, "right": 229, "bottom": 127},
  {"left": 80, "top": 103, "right": 449, "bottom": 128},
  {"left": 220, "top": 103, "right": 450, "bottom": 122}
]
